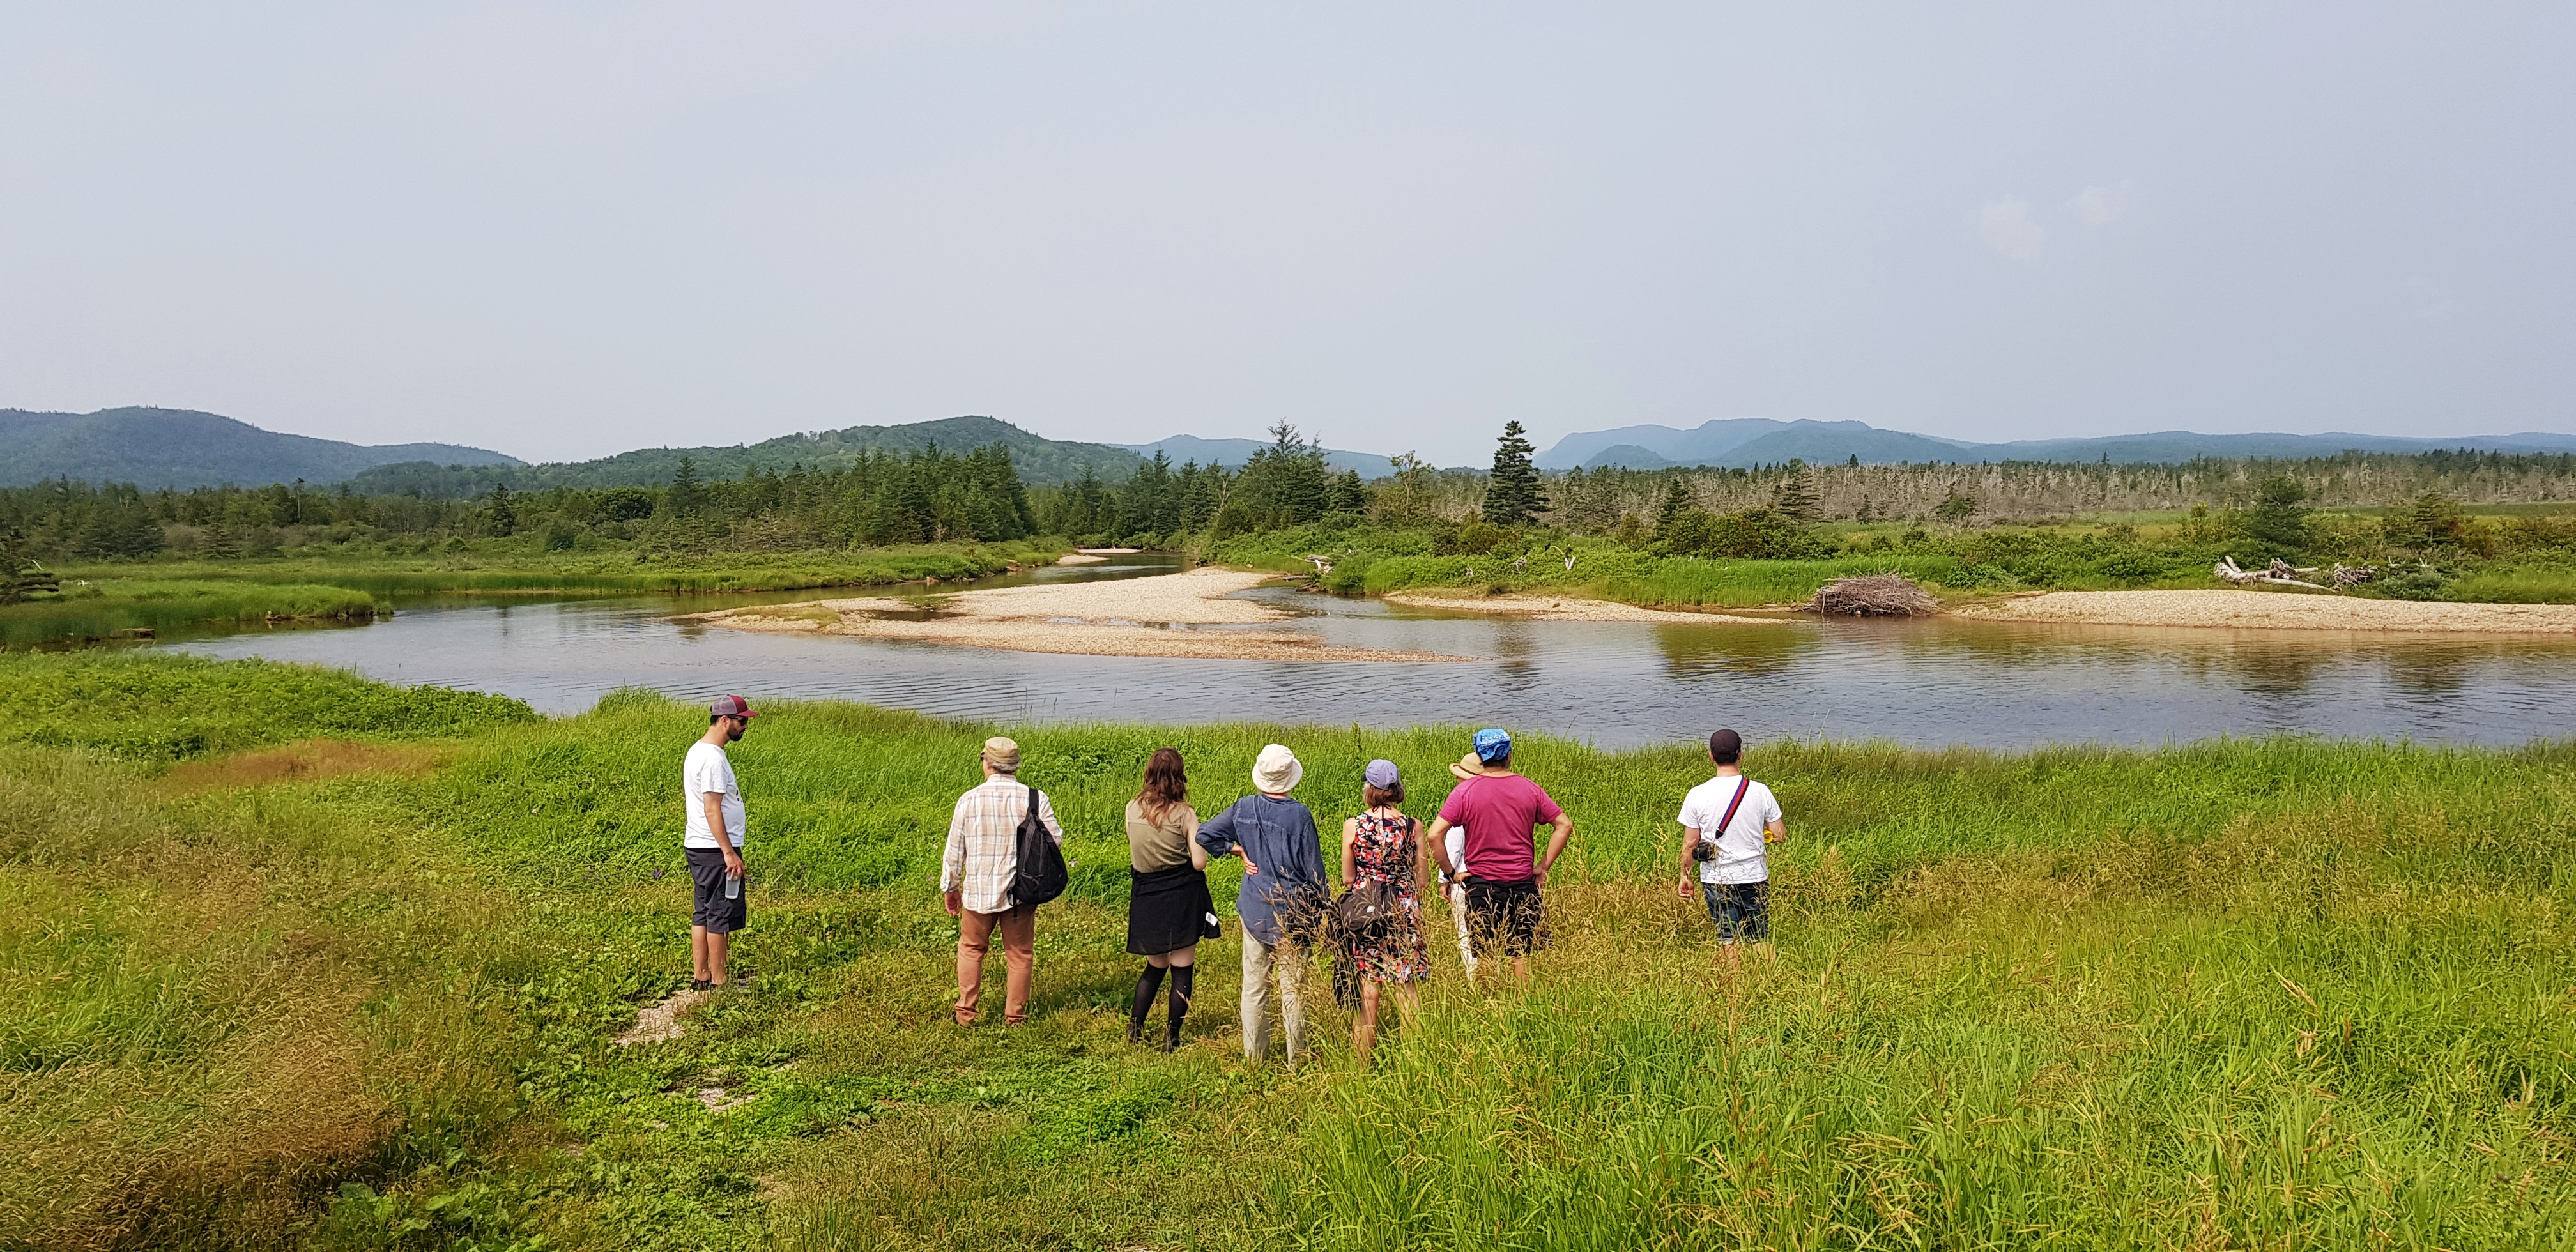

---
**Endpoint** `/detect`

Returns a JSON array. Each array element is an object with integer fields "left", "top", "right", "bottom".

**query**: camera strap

[{"left": 1699, "top": 777, "right": 1753, "bottom": 859}]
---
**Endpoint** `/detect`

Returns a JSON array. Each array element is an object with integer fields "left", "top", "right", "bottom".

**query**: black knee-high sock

[
  {"left": 1165, "top": 965, "right": 1195, "bottom": 1048},
  {"left": 1130, "top": 965, "right": 1167, "bottom": 1038}
]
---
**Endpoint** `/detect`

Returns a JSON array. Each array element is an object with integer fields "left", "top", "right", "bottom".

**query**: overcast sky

[{"left": 4, "top": 3, "right": 2570, "bottom": 465}]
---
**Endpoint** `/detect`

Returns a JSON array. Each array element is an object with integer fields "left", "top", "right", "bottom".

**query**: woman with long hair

[
  {"left": 1340, "top": 758, "right": 1430, "bottom": 1064},
  {"left": 1124, "top": 747, "right": 1213, "bottom": 1048}
]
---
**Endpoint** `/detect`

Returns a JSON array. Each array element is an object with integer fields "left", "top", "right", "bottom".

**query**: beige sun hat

[
  {"left": 982, "top": 736, "right": 1022, "bottom": 772},
  {"left": 1252, "top": 744, "right": 1303, "bottom": 794},
  {"left": 1448, "top": 752, "right": 1486, "bottom": 781}
]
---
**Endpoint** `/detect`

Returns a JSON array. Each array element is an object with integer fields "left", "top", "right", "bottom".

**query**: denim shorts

[{"left": 1700, "top": 880, "right": 1768, "bottom": 944}]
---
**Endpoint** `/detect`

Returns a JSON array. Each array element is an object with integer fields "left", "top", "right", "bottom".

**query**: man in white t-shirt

[
  {"left": 1675, "top": 728, "right": 1786, "bottom": 967},
  {"left": 686, "top": 695, "right": 755, "bottom": 991}
]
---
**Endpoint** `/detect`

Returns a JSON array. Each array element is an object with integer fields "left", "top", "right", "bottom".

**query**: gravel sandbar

[
  {"left": 1384, "top": 591, "right": 1780, "bottom": 623},
  {"left": 1955, "top": 589, "right": 2576, "bottom": 634},
  {"left": 697, "top": 567, "right": 1471, "bottom": 662}
]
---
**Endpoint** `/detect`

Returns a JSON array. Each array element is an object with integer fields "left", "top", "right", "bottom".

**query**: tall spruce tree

[
  {"left": 486, "top": 482, "right": 518, "bottom": 536},
  {"left": 1483, "top": 420, "right": 1547, "bottom": 526},
  {"left": 1769, "top": 461, "right": 1819, "bottom": 522},
  {"left": 1655, "top": 477, "right": 1695, "bottom": 533},
  {"left": 665, "top": 457, "right": 703, "bottom": 517}
]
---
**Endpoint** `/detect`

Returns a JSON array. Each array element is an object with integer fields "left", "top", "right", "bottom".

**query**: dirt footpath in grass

[
  {"left": 696, "top": 566, "right": 1471, "bottom": 662},
  {"left": 1383, "top": 590, "right": 1782, "bottom": 624},
  {"left": 1955, "top": 588, "right": 2576, "bottom": 634}
]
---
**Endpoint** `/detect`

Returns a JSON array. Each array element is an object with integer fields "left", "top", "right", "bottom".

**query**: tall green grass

[
  {"left": 6, "top": 651, "right": 2573, "bottom": 1249},
  {"left": 1346, "top": 548, "right": 1974, "bottom": 607},
  {"left": 0, "top": 579, "right": 380, "bottom": 646},
  {"left": 2441, "top": 561, "right": 2576, "bottom": 604},
  {"left": 1592, "top": 554, "right": 1972, "bottom": 607},
  {"left": 0, "top": 650, "right": 534, "bottom": 760},
  {"left": 56, "top": 541, "right": 1067, "bottom": 599}
]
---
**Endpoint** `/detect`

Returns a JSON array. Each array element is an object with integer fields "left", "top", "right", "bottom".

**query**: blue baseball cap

[
  {"left": 1473, "top": 728, "right": 1512, "bottom": 763},
  {"left": 1364, "top": 758, "right": 1400, "bottom": 789}
]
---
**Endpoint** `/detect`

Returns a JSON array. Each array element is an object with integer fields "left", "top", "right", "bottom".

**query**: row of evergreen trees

[
  {"left": 1040, "top": 424, "right": 1374, "bottom": 540},
  {"left": 0, "top": 443, "right": 1047, "bottom": 558}
]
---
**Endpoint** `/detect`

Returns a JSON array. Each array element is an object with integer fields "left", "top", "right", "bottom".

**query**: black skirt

[{"left": 1128, "top": 864, "right": 1215, "bottom": 956}]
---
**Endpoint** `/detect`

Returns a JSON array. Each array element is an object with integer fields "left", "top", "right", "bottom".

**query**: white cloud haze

[
  {"left": 0, "top": 3, "right": 2570, "bottom": 464},
  {"left": 1979, "top": 197, "right": 2049, "bottom": 262},
  {"left": 2071, "top": 183, "right": 2133, "bottom": 227}
]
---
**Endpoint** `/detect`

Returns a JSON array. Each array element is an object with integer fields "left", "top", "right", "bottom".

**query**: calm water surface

[{"left": 171, "top": 554, "right": 2576, "bottom": 749}]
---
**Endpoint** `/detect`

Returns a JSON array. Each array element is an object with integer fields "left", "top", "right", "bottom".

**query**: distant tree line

[
  {"left": 1547, "top": 448, "right": 2576, "bottom": 533},
  {"left": 4, "top": 424, "right": 2571, "bottom": 566},
  {"left": 0, "top": 443, "right": 1042, "bottom": 560}
]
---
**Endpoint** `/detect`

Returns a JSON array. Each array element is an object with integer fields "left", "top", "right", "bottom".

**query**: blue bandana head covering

[{"left": 1473, "top": 728, "right": 1512, "bottom": 764}]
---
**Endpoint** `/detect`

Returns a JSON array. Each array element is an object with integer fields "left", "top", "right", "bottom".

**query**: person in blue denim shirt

[{"left": 1197, "top": 744, "right": 1329, "bottom": 1067}]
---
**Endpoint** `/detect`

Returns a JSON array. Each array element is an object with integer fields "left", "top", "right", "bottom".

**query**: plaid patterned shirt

[{"left": 942, "top": 774, "right": 1065, "bottom": 914}]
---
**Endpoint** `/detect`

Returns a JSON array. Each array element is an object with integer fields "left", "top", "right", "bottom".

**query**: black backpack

[{"left": 1010, "top": 785, "right": 1069, "bottom": 908}]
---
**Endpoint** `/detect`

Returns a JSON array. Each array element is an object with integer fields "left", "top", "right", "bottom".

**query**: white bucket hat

[{"left": 1252, "top": 744, "right": 1303, "bottom": 795}]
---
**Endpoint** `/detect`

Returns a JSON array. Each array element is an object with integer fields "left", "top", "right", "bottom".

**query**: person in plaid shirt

[{"left": 942, "top": 736, "right": 1065, "bottom": 1025}]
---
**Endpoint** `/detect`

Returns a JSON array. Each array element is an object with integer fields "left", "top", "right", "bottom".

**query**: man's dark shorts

[
  {"left": 1462, "top": 876, "right": 1548, "bottom": 958},
  {"left": 1700, "top": 879, "right": 1768, "bottom": 944},
  {"left": 687, "top": 846, "right": 748, "bottom": 934}
]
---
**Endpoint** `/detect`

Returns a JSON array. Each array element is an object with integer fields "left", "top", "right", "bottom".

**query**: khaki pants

[
  {"left": 1239, "top": 929, "right": 1309, "bottom": 1065},
  {"left": 956, "top": 903, "right": 1036, "bottom": 1025}
]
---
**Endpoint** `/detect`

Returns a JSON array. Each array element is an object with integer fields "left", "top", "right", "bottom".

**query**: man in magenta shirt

[{"left": 1428, "top": 728, "right": 1573, "bottom": 981}]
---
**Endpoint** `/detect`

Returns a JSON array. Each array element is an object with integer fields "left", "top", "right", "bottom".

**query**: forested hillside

[
  {"left": 350, "top": 415, "right": 1144, "bottom": 494},
  {"left": 0, "top": 407, "right": 519, "bottom": 489}
]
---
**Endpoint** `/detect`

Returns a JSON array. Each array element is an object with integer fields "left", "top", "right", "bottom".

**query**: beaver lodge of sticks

[{"left": 1803, "top": 571, "right": 1940, "bottom": 617}]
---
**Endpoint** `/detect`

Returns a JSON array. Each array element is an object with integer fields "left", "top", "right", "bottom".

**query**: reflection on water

[
  {"left": 1655, "top": 622, "right": 1821, "bottom": 681},
  {"left": 166, "top": 561, "right": 2576, "bottom": 750}
]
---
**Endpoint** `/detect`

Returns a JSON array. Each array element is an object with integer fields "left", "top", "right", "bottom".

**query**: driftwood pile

[
  {"left": 2214, "top": 556, "right": 2325, "bottom": 588},
  {"left": 2214, "top": 556, "right": 2380, "bottom": 591},
  {"left": 1805, "top": 571, "right": 1939, "bottom": 617}
]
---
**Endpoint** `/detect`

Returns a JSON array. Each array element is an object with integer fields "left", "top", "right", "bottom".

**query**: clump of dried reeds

[{"left": 1804, "top": 571, "right": 1938, "bottom": 616}]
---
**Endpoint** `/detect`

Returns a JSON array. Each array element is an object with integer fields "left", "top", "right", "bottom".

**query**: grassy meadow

[
  {"left": 0, "top": 579, "right": 383, "bottom": 648},
  {"left": 4, "top": 651, "right": 2573, "bottom": 1249},
  {"left": 6, "top": 541, "right": 1070, "bottom": 648},
  {"left": 49, "top": 541, "right": 1069, "bottom": 598}
]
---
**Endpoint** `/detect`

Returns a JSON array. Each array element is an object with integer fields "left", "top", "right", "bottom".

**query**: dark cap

[
  {"left": 710, "top": 694, "right": 758, "bottom": 719},
  {"left": 1708, "top": 728, "right": 1742, "bottom": 763}
]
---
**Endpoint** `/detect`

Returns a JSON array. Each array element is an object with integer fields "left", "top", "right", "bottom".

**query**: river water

[{"left": 171, "top": 553, "right": 2576, "bottom": 749}]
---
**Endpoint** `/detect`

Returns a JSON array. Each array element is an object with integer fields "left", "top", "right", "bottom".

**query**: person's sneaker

[{"left": 691, "top": 979, "right": 712, "bottom": 993}]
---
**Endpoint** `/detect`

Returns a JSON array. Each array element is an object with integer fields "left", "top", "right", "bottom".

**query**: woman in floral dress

[{"left": 1340, "top": 758, "right": 1431, "bottom": 1064}]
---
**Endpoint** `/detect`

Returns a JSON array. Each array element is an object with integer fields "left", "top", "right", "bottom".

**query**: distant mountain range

[
  {"left": 351, "top": 414, "right": 1147, "bottom": 495},
  {"left": 1538, "top": 418, "right": 2576, "bottom": 470},
  {"left": 15, "top": 404, "right": 2574, "bottom": 495},
  {"left": 1116, "top": 435, "right": 1397, "bottom": 479},
  {"left": 0, "top": 407, "right": 520, "bottom": 489}
]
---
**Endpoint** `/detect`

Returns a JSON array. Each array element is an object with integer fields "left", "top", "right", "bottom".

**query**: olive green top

[{"left": 1125, "top": 798, "right": 1199, "bottom": 873}]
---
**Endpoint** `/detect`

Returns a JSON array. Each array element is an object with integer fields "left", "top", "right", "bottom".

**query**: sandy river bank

[
  {"left": 1954, "top": 588, "right": 2576, "bottom": 634},
  {"left": 692, "top": 566, "right": 1472, "bottom": 662}
]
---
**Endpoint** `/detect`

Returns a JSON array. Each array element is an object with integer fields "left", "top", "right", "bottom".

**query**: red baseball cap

[{"left": 710, "top": 694, "right": 758, "bottom": 719}]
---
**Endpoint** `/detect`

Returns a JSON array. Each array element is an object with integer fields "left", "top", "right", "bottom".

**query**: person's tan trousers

[
  {"left": 1239, "top": 930, "right": 1308, "bottom": 1065},
  {"left": 956, "top": 903, "right": 1036, "bottom": 1025}
]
